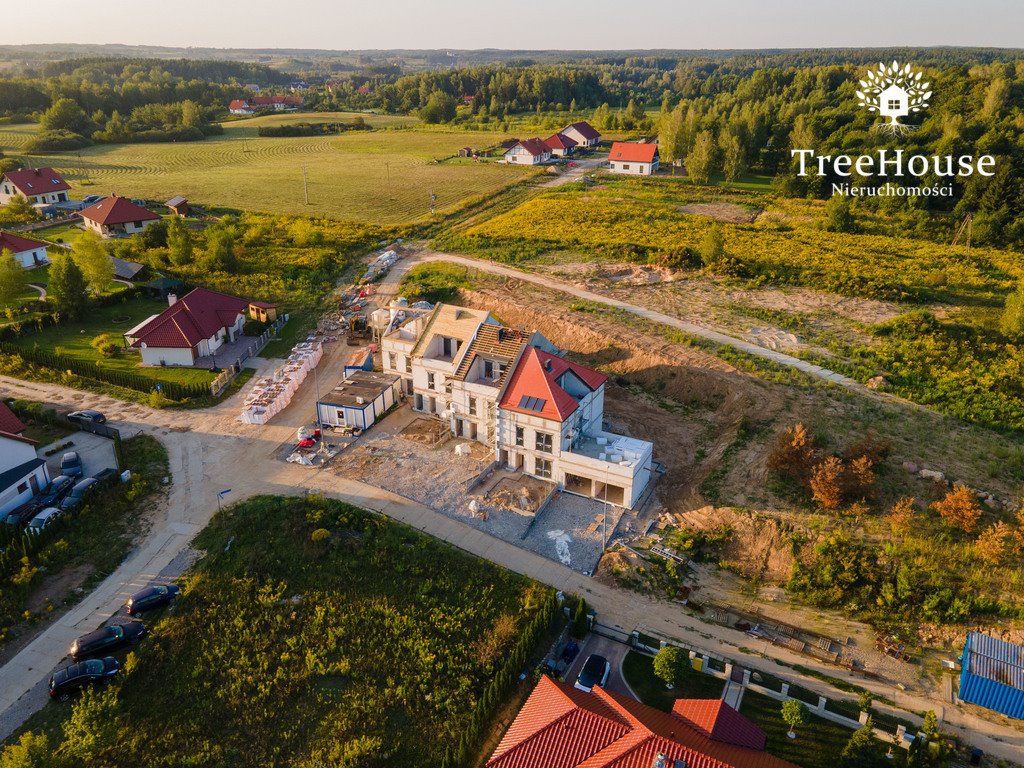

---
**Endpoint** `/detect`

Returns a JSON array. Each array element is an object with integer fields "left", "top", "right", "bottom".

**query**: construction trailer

[
  {"left": 316, "top": 371, "right": 401, "bottom": 432},
  {"left": 959, "top": 632, "right": 1024, "bottom": 719}
]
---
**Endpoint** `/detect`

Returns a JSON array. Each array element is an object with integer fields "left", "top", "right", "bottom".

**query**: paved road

[{"left": 0, "top": 270, "right": 1020, "bottom": 759}]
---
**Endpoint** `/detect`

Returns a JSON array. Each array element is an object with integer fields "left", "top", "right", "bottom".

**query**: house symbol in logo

[
  {"left": 878, "top": 84, "right": 910, "bottom": 124},
  {"left": 856, "top": 61, "right": 932, "bottom": 133}
]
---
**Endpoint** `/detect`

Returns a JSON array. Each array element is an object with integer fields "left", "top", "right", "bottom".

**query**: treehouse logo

[
  {"left": 856, "top": 60, "right": 932, "bottom": 135},
  {"left": 791, "top": 60, "right": 996, "bottom": 198}
]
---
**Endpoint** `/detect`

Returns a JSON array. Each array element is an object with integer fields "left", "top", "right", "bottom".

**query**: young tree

[
  {"left": 767, "top": 423, "right": 816, "bottom": 482},
  {"left": 839, "top": 717, "right": 884, "bottom": 768},
  {"left": 810, "top": 456, "right": 845, "bottom": 510},
  {"left": 931, "top": 484, "right": 982, "bottom": 533},
  {"left": 418, "top": 91, "right": 457, "bottom": 124},
  {"left": 781, "top": 699, "right": 806, "bottom": 739},
  {"left": 847, "top": 455, "right": 876, "bottom": 498},
  {"left": 0, "top": 248, "right": 27, "bottom": 308},
  {"left": 975, "top": 521, "right": 1012, "bottom": 565},
  {"left": 47, "top": 251, "right": 89, "bottom": 321},
  {"left": 685, "top": 130, "right": 717, "bottom": 185},
  {"left": 72, "top": 231, "right": 113, "bottom": 295},
  {"left": 0, "top": 731, "right": 56, "bottom": 768},
  {"left": 887, "top": 497, "right": 919, "bottom": 536},
  {"left": 166, "top": 216, "right": 194, "bottom": 266},
  {"left": 653, "top": 645, "right": 687, "bottom": 689},
  {"left": 720, "top": 132, "right": 747, "bottom": 182},
  {"left": 698, "top": 224, "right": 725, "bottom": 266},
  {"left": 999, "top": 282, "right": 1024, "bottom": 339},
  {"left": 858, "top": 690, "right": 874, "bottom": 714},
  {"left": 571, "top": 598, "right": 590, "bottom": 639},
  {"left": 823, "top": 195, "right": 857, "bottom": 233},
  {"left": 0, "top": 196, "right": 41, "bottom": 225},
  {"left": 202, "top": 228, "right": 238, "bottom": 272}
]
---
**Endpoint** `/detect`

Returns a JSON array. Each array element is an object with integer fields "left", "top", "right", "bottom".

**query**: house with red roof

[
  {"left": 79, "top": 196, "right": 161, "bottom": 238},
  {"left": 545, "top": 132, "right": 579, "bottom": 158},
  {"left": 229, "top": 96, "right": 303, "bottom": 115},
  {"left": 561, "top": 120, "right": 602, "bottom": 148},
  {"left": 608, "top": 142, "right": 660, "bottom": 175},
  {"left": 488, "top": 675, "right": 798, "bottom": 768},
  {"left": 504, "top": 138, "right": 553, "bottom": 165},
  {"left": 0, "top": 231, "right": 50, "bottom": 269},
  {"left": 0, "top": 168, "right": 71, "bottom": 206},
  {"left": 0, "top": 402, "right": 49, "bottom": 518},
  {"left": 124, "top": 287, "right": 269, "bottom": 367},
  {"left": 380, "top": 302, "right": 654, "bottom": 508}
]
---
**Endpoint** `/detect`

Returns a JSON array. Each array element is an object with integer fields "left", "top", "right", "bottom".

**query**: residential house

[
  {"left": 544, "top": 132, "right": 578, "bottom": 158},
  {"left": 0, "top": 231, "right": 50, "bottom": 269},
  {"left": 229, "top": 96, "right": 303, "bottom": 114},
  {"left": 382, "top": 303, "right": 654, "bottom": 508},
  {"left": 0, "top": 403, "right": 49, "bottom": 517},
  {"left": 79, "top": 196, "right": 160, "bottom": 238},
  {"left": 608, "top": 141, "right": 660, "bottom": 175},
  {"left": 0, "top": 168, "right": 71, "bottom": 206},
  {"left": 488, "top": 675, "right": 798, "bottom": 768},
  {"left": 560, "top": 120, "right": 601, "bottom": 148},
  {"left": 503, "top": 138, "right": 552, "bottom": 165},
  {"left": 124, "top": 287, "right": 255, "bottom": 366}
]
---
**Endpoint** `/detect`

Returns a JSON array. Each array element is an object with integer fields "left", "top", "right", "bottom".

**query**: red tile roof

[
  {"left": 80, "top": 196, "right": 160, "bottom": 226},
  {"left": 499, "top": 347, "right": 608, "bottom": 422},
  {"left": 489, "top": 677, "right": 798, "bottom": 768},
  {"left": 228, "top": 99, "right": 252, "bottom": 111},
  {"left": 609, "top": 142, "right": 659, "bottom": 164},
  {"left": 1, "top": 167, "right": 70, "bottom": 195},
  {"left": 545, "top": 133, "right": 578, "bottom": 150},
  {"left": 0, "top": 231, "right": 48, "bottom": 254},
  {"left": 671, "top": 699, "right": 767, "bottom": 751},
  {"left": 129, "top": 287, "right": 249, "bottom": 350},
  {"left": 0, "top": 401, "right": 27, "bottom": 437},
  {"left": 514, "top": 138, "right": 552, "bottom": 158},
  {"left": 564, "top": 121, "right": 601, "bottom": 141}
]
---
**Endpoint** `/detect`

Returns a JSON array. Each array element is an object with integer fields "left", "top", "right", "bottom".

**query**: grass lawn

[
  {"left": 6, "top": 295, "right": 216, "bottom": 387},
  {"left": 2, "top": 495, "right": 552, "bottom": 766},
  {"left": 621, "top": 650, "right": 725, "bottom": 712},
  {"left": 2, "top": 119, "right": 538, "bottom": 225}
]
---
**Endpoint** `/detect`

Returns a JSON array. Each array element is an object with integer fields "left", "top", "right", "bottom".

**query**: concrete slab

[{"left": 38, "top": 430, "right": 118, "bottom": 478}]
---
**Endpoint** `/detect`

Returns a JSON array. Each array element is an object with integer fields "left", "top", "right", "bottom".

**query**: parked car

[
  {"left": 574, "top": 654, "right": 611, "bottom": 693},
  {"left": 27, "top": 507, "right": 62, "bottom": 535},
  {"left": 59, "top": 477, "right": 99, "bottom": 512},
  {"left": 125, "top": 584, "right": 180, "bottom": 616},
  {"left": 60, "top": 451, "right": 84, "bottom": 478},
  {"left": 80, "top": 195, "right": 106, "bottom": 206},
  {"left": 49, "top": 657, "right": 119, "bottom": 700},
  {"left": 69, "top": 621, "right": 146, "bottom": 661},
  {"left": 36, "top": 476, "right": 75, "bottom": 506},
  {"left": 67, "top": 409, "right": 107, "bottom": 426},
  {"left": 4, "top": 501, "right": 40, "bottom": 527}
]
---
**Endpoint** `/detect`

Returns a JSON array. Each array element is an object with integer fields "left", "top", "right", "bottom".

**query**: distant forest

[{"left": 0, "top": 47, "right": 1022, "bottom": 244}]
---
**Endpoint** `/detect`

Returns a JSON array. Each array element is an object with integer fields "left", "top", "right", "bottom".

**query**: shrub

[{"left": 932, "top": 484, "right": 983, "bottom": 533}]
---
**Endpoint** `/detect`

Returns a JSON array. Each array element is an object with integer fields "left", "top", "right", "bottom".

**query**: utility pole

[
  {"left": 430, "top": 189, "right": 437, "bottom": 215},
  {"left": 385, "top": 161, "right": 392, "bottom": 200},
  {"left": 303, "top": 165, "right": 309, "bottom": 205}
]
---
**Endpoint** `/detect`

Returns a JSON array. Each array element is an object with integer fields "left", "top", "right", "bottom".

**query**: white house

[
  {"left": 560, "top": 121, "right": 601, "bottom": 148},
  {"left": 0, "top": 168, "right": 71, "bottom": 206},
  {"left": 503, "top": 138, "right": 552, "bottom": 165},
  {"left": 608, "top": 142, "right": 660, "bottom": 175},
  {"left": 0, "top": 231, "right": 50, "bottom": 269},
  {"left": 0, "top": 403, "right": 49, "bottom": 517},
  {"left": 381, "top": 302, "right": 655, "bottom": 508},
  {"left": 544, "top": 133, "right": 578, "bottom": 158},
  {"left": 125, "top": 287, "right": 253, "bottom": 367},
  {"left": 79, "top": 196, "right": 161, "bottom": 238}
]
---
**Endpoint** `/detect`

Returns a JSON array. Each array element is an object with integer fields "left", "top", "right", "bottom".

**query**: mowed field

[{"left": 0, "top": 113, "right": 536, "bottom": 224}]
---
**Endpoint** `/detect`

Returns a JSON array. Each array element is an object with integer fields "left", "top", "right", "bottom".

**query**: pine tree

[{"left": 48, "top": 251, "right": 89, "bottom": 321}]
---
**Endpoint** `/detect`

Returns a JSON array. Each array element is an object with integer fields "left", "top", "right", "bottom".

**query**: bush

[
  {"left": 23, "top": 130, "right": 91, "bottom": 153},
  {"left": 652, "top": 645, "right": 687, "bottom": 687}
]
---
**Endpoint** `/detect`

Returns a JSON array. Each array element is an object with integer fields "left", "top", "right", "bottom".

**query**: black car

[
  {"left": 67, "top": 409, "right": 107, "bottom": 426},
  {"left": 574, "top": 654, "right": 611, "bottom": 693},
  {"left": 49, "top": 657, "right": 119, "bottom": 700},
  {"left": 3, "top": 500, "right": 39, "bottom": 527},
  {"left": 36, "top": 475, "right": 75, "bottom": 506},
  {"left": 69, "top": 621, "right": 145, "bottom": 661},
  {"left": 125, "top": 584, "right": 180, "bottom": 616},
  {"left": 59, "top": 477, "right": 99, "bottom": 512}
]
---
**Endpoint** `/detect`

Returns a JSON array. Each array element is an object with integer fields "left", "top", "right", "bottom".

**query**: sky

[{"left": 3, "top": 0, "right": 1023, "bottom": 50}]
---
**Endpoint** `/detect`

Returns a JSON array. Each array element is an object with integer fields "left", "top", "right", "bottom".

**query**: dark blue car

[
  {"left": 37, "top": 476, "right": 75, "bottom": 506},
  {"left": 49, "top": 657, "right": 119, "bottom": 700},
  {"left": 125, "top": 584, "right": 180, "bottom": 616}
]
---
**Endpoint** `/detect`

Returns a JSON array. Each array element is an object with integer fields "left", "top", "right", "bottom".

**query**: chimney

[{"left": 167, "top": 293, "right": 178, "bottom": 306}]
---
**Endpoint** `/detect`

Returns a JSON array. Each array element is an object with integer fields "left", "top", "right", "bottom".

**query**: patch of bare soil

[
  {"left": 674, "top": 505, "right": 796, "bottom": 582},
  {"left": 534, "top": 260, "right": 678, "bottom": 286},
  {"left": 679, "top": 202, "right": 759, "bottom": 224}
]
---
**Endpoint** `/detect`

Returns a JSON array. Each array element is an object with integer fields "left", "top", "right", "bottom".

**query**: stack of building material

[
  {"left": 360, "top": 249, "right": 399, "bottom": 283},
  {"left": 240, "top": 340, "right": 323, "bottom": 424}
]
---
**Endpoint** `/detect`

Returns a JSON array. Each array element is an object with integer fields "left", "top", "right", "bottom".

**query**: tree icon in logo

[{"left": 856, "top": 61, "right": 931, "bottom": 135}]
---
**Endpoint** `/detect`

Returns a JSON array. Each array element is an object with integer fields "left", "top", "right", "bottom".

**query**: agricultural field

[
  {"left": 3, "top": 496, "right": 554, "bottom": 767},
  {"left": 0, "top": 115, "right": 538, "bottom": 225}
]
